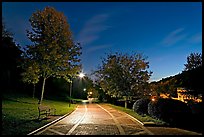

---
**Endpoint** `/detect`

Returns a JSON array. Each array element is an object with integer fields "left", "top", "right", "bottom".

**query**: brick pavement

[{"left": 31, "top": 103, "right": 202, "bottom": 135}]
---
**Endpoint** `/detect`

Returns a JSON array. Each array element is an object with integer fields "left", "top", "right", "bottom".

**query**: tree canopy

[
  {"left": 150, "top": 52, "right": 203, "bottom": 97},
  {"left": 184, "top": 52, "right": 202, "bottom": 71},
  {"left": 1, "top": 21, "right": 23, "bottom": 92},
  {"left": 24, "top": 6, "right": 82, "bottom": 104},
  {"left": 94, "top": 52, "right": 152, "bottom": 107}
]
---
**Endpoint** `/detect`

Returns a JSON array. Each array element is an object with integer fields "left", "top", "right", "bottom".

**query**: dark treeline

[
  {"left": 1, "top": 21, "right": 86, "bottom": 101},
  {"left": 150, "top": 65, "right": 203, "bottom": 97},
  {"left": 1, "top": 22, "right": 24, "bottom": 93}
]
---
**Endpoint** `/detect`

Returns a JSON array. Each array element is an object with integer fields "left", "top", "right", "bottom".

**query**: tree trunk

[
  {"left": 125, "top": 96, "right": 128, "bottom": 108},
  {"left": 32, "top": 84, "right": 35, "bottom": 98},
  {"left": 38, "top": 78, "right": 46, "bottom": 104},
  {"left": 69, "top": 81, "right": 72, "bottom": 107}
]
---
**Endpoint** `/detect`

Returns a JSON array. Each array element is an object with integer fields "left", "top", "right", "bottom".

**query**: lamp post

[
  {"left": 69, "top": 72, "right": 85, "bottom": 107},
  {"left": 69, "top": 79, "right": 72, "bottom": 107}
]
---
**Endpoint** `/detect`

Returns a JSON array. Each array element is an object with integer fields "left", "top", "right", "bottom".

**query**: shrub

[
  {"left": 148, "top": 98, "right": 192, "bottom": 125},
  {"left": 187, "top": 102, "right": 202, "bottom": 132},
  {"left": 187, "top": 101, "right": 202, "bottom": 115},
  {"left": 132, "top": 98, "right": 150, "bottom": 115}
]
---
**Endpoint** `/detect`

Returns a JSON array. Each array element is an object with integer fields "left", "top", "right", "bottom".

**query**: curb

[
  {"left": 124, "top": 112, "right": 145, "bottom": 126},
  {"left": 106, "top": 104, "right": 158, "bottom": 127},
  {"left": 27, "top": 109, "right": 76, "bottom": 135},
  {"left": 125, "top": 113, "right": 160, "bottom": 127},
  {"left": 118, "top": 108, "right": 154, "bottom": 135},
  {"left": 143, "top": 122, "right": 156, "bottom": 126}
]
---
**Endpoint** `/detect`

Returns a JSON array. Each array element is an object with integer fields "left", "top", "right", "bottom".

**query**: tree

[
  {"left": 1, "top": 21, "right": 23, "bottom": 92},
  {"left": 94, "top": 52, "right": 152, "bottom": 108},
  {"left": 184, "top": 53, "right": 202, "bottom": 71},
  {"left": 150, "top": 65, "right": 203, "bottom": 98},
  {"left": 21, "top": 60, "right": 40, "bottom": 98},
  {"left": 151, "top": 77, "right": 178, "bottom": 98},
  {"left": 2, "top": 20, "right": 13, "bottom": 38},
  {"left": 25, "top": 7, "right": 81, "bottom": 104}
]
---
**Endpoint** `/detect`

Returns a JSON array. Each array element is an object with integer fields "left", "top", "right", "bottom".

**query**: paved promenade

[{"left": 31, "top": 103, "right": 201, "bottom": 135}]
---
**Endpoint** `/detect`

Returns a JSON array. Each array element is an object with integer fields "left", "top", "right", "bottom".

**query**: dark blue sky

[{"left": 2, "top": 2, "right": 202, "bottom": 81}]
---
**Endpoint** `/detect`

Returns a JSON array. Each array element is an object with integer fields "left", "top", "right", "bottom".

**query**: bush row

[
  {"left": 132, "top": 98, "right": 150, "bottom": 115},
  {"left": 132, "top": 97, "right": 196, "bottom": 125}
]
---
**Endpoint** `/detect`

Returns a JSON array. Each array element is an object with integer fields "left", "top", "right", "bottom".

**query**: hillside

[{"left": 151, "top": 66, "right": 203, "bottom": 96}]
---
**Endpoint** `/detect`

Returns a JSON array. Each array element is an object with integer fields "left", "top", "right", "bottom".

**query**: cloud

[
  {"left": 86, "top": 44, "right": 113, "bottom": 53},
  {"left": 76, "top": 13, "right": 111, "bottom": 46},
  {"left": 160, "top": 28, "right": 188, "bottom": 47},
  {"left": 188, "top": 33, "right": 202, "bottom": 44}
]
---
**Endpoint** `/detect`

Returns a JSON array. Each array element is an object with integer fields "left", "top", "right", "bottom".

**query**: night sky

[{"left": 2, "top": 2, "right": 202, "bottom": 82}]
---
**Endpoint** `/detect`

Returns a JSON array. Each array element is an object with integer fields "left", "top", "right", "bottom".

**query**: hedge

[
  {"left": 148, "top": 98, "right": 192, "bottom": 125},
  {"left": 132, "top": 98, "right": 150, "bottom": 115}
]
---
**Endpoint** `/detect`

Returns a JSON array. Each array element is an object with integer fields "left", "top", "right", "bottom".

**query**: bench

[
  {"left": 71, "top": 100, "right": 76, "bottom": 104},
  {"left": 38, "top": 105, "right": 56, "bottom": 119}
]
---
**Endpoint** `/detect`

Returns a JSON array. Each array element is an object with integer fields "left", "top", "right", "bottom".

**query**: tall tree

[
  {"left": 184, "top": 53, "right": 202, "bottom": 71},
  {"left": 94, "top": 52, "right": 152, "bottom": 108},
  {"left": 1, "top": 21, "right": 22, "bottom": 92},
  {"left": 25, "top": 7, "right": 81, "bottom": 104}
]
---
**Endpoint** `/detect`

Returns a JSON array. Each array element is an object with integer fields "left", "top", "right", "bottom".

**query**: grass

[
  {"left": 107, "top": 103, "right": 167, "bottom": 126},
  {"left": 2, "top": 92, "right": 166, "bottom": 135},
  {"left": 2, "top": 93, "right": 77, "bottom": 135}
]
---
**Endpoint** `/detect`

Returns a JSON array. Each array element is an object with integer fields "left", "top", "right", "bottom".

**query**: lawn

[
  {"left": 2, "top": 93, "right": 77, "bottom": 135},
  {"left": 2, "top": 93, "right": 167, "bottom": 135},
  {"left": 107, "top": 104, "right": 166, "bottom": 126}
]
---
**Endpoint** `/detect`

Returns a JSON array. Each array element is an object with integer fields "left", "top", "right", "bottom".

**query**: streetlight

[
  {"left": 79, "top": 72, "right": 85, "bottom": 78},
  {"left": 69, "top": 72, "right": 85, "bottom": 107},
  {"left": 88, "top": 91, "right": 93, "bottom": 103}
]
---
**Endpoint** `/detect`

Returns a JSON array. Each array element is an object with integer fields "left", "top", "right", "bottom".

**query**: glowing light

[{"left": 79, "top": 73, "right": 85, "bottom": 78}]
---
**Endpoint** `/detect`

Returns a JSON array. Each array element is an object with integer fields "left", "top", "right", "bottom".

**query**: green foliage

[
  {"left": 187, "top": 102, "right": 202, "bottom": 115},
  {"left": 150, "top": 77, "right": 178, "bottom": 97},
  {"left": 148, "top": 98, "right": 192, "bottom": 125},
  {"left": 2, "top": 19, "right": 13, "bottom": 38},
  {"left": 72, "top": 76, "right": 94, "bottom": 99},
  {"left": 84, "top": 77, "right": 99, "bottom": 98},
  {"left": 180, "top": 66, "right": 203, "bottom": 93},
  {"left": 21, "top": 61, "right": 40, "bottom": 98},
  {"left": 132, "top": 98, "right": 150, "bottom": 115},
  {"left": 94, "top": 52, "right": 152, "bottom": 100},
  {"left": 184, "top": 52, "right": 202, "bottom": 71},
  {"left": 1, "top": 21, "right": 23, "bottom": 92},
  {"left": 24, "top": 6, "right": 81, "bottom": 104},
  {"left": 94, "top": 84, "right": 106, "bottom": 102},
  {"left": 21, "top": 63, "right": 40, "bottom": 85},
  {"left": 108, "top": 104, "right": 166, "bottom": 125}
]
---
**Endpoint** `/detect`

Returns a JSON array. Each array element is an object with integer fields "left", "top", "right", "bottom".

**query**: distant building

[
  {"left": 176, "top": 87, "right": 202, "bottom": 103},
  {"left": 159, "top": 93, "right": 170, "bottom": 99}
]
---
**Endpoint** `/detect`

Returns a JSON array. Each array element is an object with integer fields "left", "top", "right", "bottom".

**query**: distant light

[
  {"left": 79, "top": 73, "right": 85, "bottom": 78},
  {"left": 152, "top": 98, "right": 155, "bottom": 102},
  {"left": 83, "top": 88, "right": 86, "bottom": 91}
]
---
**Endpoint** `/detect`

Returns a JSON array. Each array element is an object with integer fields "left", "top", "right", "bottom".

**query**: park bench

[
  {"left": 71, "top": 100, "right": 76, "bottom": 104},
  {"left": 38, "top": 105, "right": 56, "bottom": 119}
]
